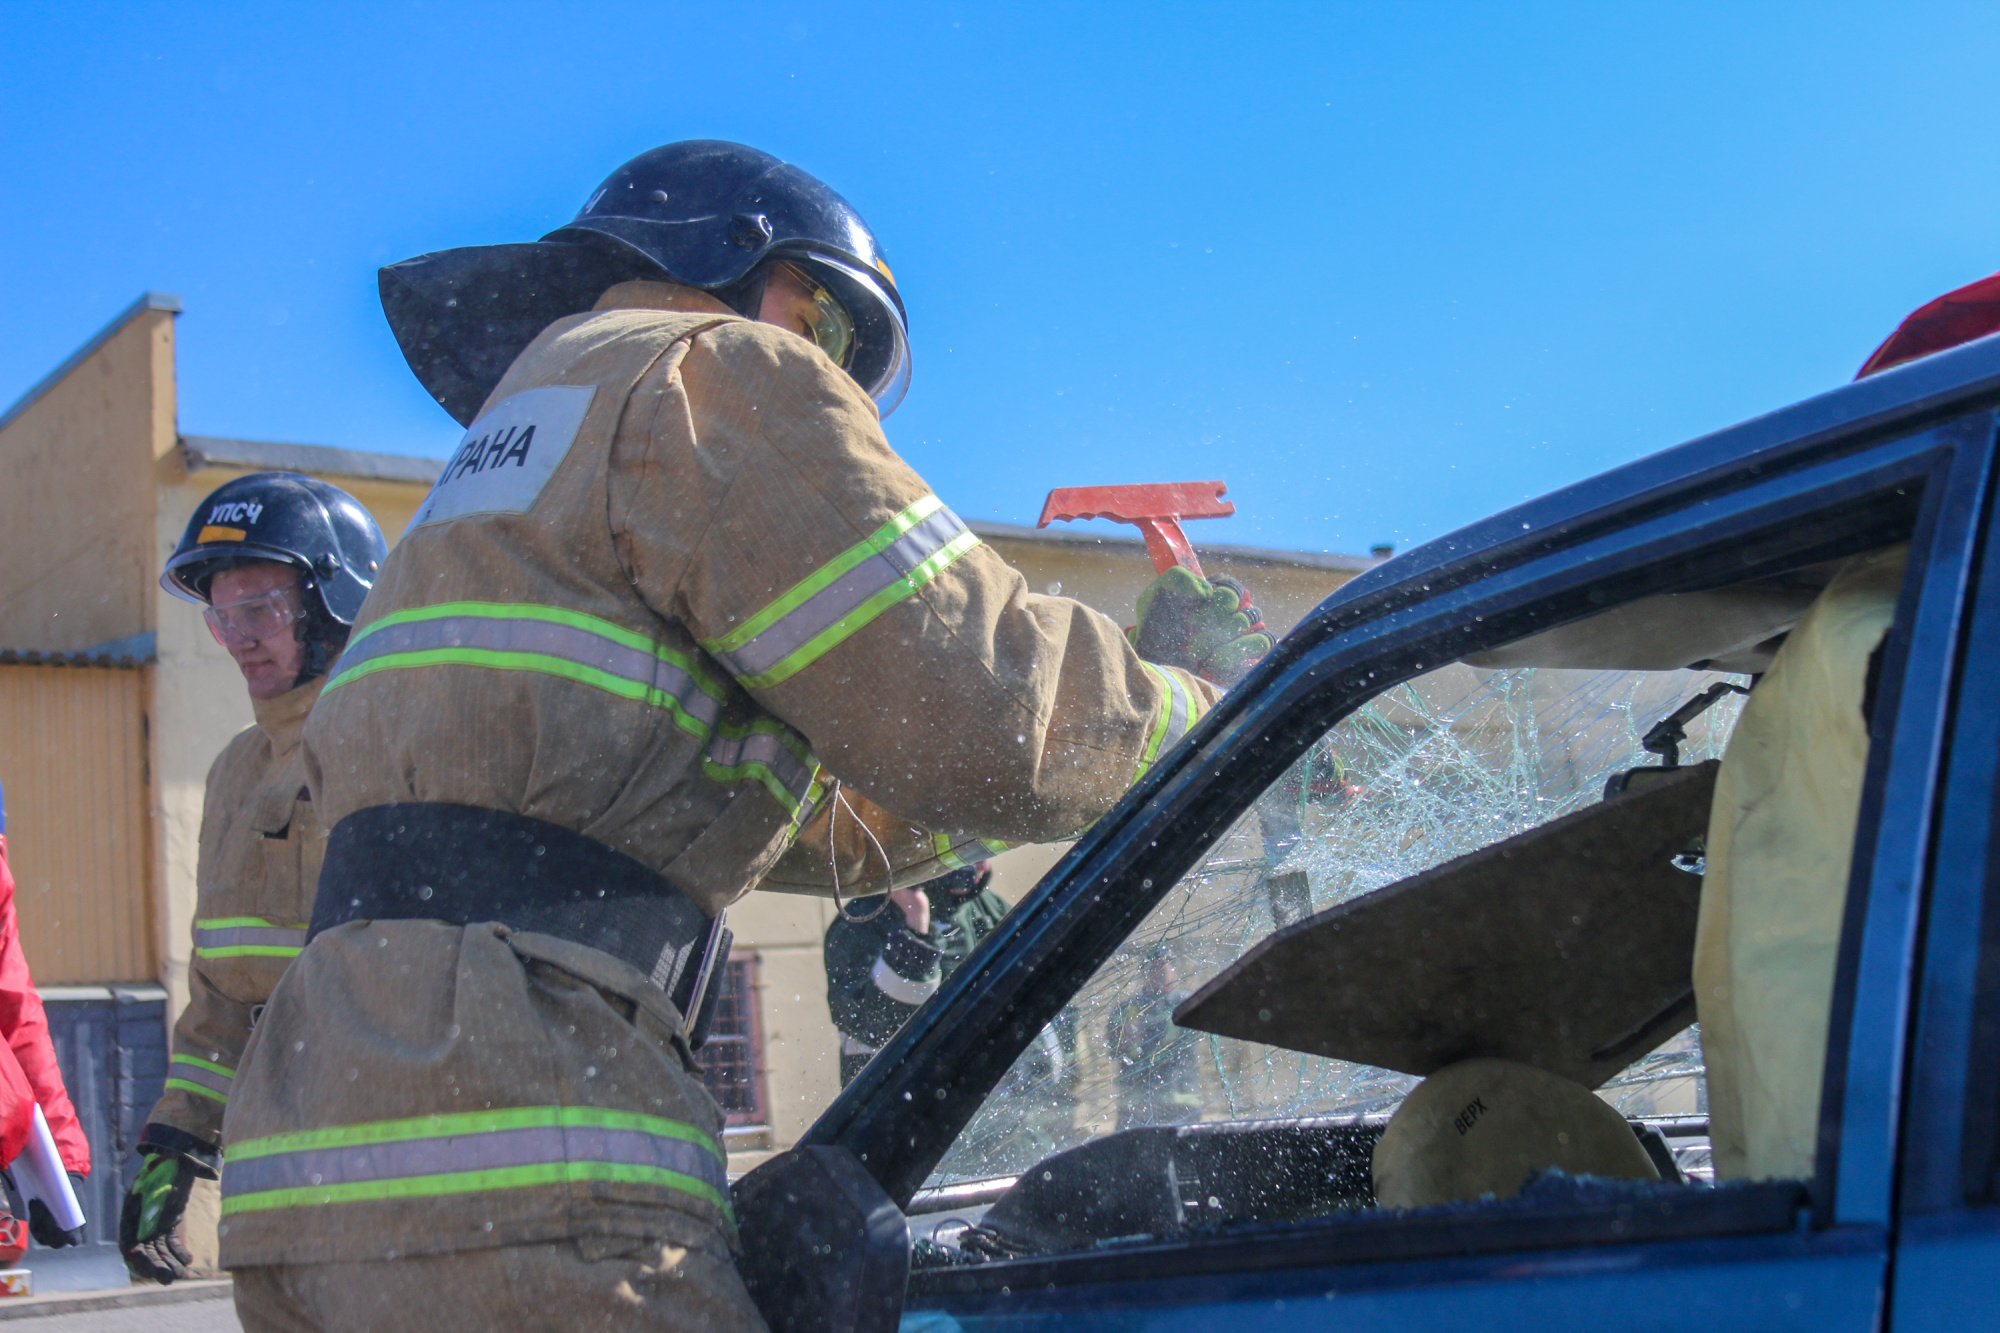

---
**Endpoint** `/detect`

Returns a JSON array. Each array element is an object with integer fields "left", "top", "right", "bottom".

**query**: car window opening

[{"left": 908, "top": 542, "right": 1910, "bottom": 1271}]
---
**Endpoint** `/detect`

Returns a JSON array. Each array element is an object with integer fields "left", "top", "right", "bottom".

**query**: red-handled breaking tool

[{"left": 1036, "top": 480, "right": 1234, "bottom": 577}]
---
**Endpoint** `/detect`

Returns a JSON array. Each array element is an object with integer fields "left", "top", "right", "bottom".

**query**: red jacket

[{"left": 0, "top": 837, "right": 87, "bottom": 1175}]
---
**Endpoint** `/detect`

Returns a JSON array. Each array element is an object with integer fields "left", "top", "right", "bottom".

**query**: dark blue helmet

[
  {"left": 163, "top": 472, "right": 386, "bottom": 625},
  {"left": 379, "top": 140, "right": 911, "bottom": 427}
]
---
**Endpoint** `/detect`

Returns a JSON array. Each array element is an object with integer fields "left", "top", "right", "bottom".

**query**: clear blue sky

[{"left": 4, "top": 2, "right": 1996, "bottom": 557}]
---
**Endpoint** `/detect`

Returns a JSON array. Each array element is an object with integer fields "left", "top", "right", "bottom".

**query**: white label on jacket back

[{"left": 413, "top": 384, "right": 597, "bottom": 528}]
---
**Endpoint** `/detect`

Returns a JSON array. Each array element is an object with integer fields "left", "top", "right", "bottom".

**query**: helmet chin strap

[
  {"left": 292, "top": 582, "right": 350, "bottom": 688},
  {"left": 710, "top": 263, "right": 772, "bottom": 323}
]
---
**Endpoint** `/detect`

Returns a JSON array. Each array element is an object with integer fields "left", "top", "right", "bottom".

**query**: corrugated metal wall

[
  {"left": 41, "top": 988, "right": 168, "bottom": 1254},
  {"left": 0, "top": 665, "right": 154, "bottom": 983}
]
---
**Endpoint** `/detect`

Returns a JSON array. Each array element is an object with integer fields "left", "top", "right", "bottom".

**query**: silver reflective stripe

[
  {"left": 1159, "top": 668, "right": 1194, "bottom": 752},
  {"left": 194, "top": 925, "right": 308, "bottom": 953},
  {"left": 221, "top": 1123, "right": 729, "bottom": 1201},
  {"left": 1134, "top": 663, "right": 1202, "bottom": 781},
  {"left": 327, "top": 603, "right": 821, "bottom": 817},
  {"left": 337, "top": 614, "right": 723, "bottom": 734},
  {"left": 932, "top": 835, "right": 1010, "bottom": 872},
  {"left": 709, "top": 504, "right": 974, "bottom": 687},
  {"left": 704, "top": 729, "right": 815, "bottom": 804},
  {"left": 169, "top": 1058, "right": 232, "bottom": 1098},
  {"left": 870, "top": 956, "right": 939, "bottom": 1006}
]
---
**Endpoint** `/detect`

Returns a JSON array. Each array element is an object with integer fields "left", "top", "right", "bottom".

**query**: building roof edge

[
  {"left": 0, "top": 293, "right": 182, "bottom": 435},
  {"left": 0, "top": 647, "right": 154, "bottom": 670},
  {"left": 966, "top": 519, "right": 1379, "bottom": 574},
  {"left": 180, "top": 435, "right": 445, "bottom": 486}
]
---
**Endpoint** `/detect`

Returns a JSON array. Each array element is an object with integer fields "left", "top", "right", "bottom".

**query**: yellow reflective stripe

[
  {"left": 349, "top": 601, "right": 719, "bottom": 687},
  {"left": 324, "top": 602, "right": 818, "bottom": 814},
  {"left": 930, "top": 833, "right": 1012, "bottom": 872},
  {"left": 168, "top": 1053, "right": 235, "bottom": 1103},
  {"left": 1133, "top": 663, "right": 1203, "bottom": 782},
  {"left": 705, "top": 497, "right": 946, "bottom": 654},
  {"left": 329, "top": 603, "right": 730, "bottom": 737},
  {"left": 741, "top": 534, "right": 976, "bottom": 690},
  {"left": 194, "top": 918, "right": 307, "bottom": 959},
  {"left": 330, "top": 646, "right": 727, "bottom": 741},
  {"left": 1134, "top": 663, "right": 1176, "bottom": 777},
  {"left": 221, "top": 1162, "right": 727, "bottom": 1218},
  {"left": 165, "top": 1079, "right": 228, "bottom": 1105},
  {"left": 227, "top": 1104, "right": 722, "bottom": 1163},
  {"left": 702, "top": 719, "right": 820, "bottom": 817},
  {"left": 222, "top": 1105, "right": 731, "bottom": 1223},
  {"left": 702, "top": 497, "right": 979, "bottom": 690}
]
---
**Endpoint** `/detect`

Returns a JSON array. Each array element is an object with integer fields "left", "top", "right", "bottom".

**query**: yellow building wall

[
  {"left": 0, "top": 304, "right": 177, "bottom": 654},
  {"left": 0, "top": 664, "right": 155, "bottom": 983},
  {"left": 720, "top": 891, "right": 841, "bottom": 1173},
  {"left": 978, "top": 531, "right": 1359, "bottom": 639}
]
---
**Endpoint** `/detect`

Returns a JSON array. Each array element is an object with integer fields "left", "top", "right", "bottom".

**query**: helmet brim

[
  {"left": 161, "top": 543, "right": 310, "bottom": 606},
  {"left": 382, "top": 239, "right": 912, "bottom": 423},
  {"left": 380, "top": 242, "right": 649, "bottom": 426}
]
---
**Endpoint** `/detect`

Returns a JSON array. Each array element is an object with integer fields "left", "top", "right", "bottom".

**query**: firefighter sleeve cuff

[
  {"left": 138, "top": 1122, "right": 221, "bottom": 1175},
  {"left": 872, "top": 928, "right": 942, "bottom": 1005},
  {"left": 143, "top": 1085, "right": 227, "bottom": 1156}
]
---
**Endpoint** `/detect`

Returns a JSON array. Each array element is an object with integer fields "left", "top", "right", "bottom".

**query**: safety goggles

[
  {"left": 204, "top": 586, "right": 304, "bottom": 648},
  {"left": 774, "top": 261, "right": 855, "bottom": 369}
]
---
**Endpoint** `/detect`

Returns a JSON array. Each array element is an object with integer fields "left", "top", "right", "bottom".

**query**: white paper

[{"left": 13, "top": 1106, "right": 82, "bottom": 1234}]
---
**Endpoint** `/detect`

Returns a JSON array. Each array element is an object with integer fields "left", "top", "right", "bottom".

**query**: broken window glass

[{"left": 922, "top": 664, "right": 1746, "bottom": 1212}]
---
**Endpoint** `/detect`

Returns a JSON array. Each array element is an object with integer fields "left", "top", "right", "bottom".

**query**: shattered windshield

[{"left": 925, "top": 664, "right": 1744, "bottom": 1192}]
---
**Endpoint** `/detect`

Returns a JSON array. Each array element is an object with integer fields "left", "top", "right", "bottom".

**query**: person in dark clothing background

[
  {"left": 1106, "top": 947, "right": 1201, "bottom": 1130},
  {"left": 824, "top": 862, "right": 1009, "bottom": 1085}
]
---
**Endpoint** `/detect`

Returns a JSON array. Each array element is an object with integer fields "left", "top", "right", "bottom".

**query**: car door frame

[
  {"left": 1884, "top": 402, "right": 2000, "bottom": 1326},
  {"left": 794, "top": 339, "right": 2000, "bottom": 1320}
]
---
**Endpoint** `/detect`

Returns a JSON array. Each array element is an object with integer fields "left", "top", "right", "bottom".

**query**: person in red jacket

[{"left": 0, "top": 780, "right": 90, "bottom": 1248}]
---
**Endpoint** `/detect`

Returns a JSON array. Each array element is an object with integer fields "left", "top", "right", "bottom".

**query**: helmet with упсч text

[
  {"left": 162, "top": 472, "right": 386, "bottom": 626},
  {"left": 379, "top": 139, "right": 911, "bottom": 427}
]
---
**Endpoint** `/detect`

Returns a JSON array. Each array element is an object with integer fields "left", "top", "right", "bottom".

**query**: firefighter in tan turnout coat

[
  {"left": 218, "top": 141, "right": 1273, "bottom": 1332},
  {"left": 122, "top": 474, "right": 387, "bottom": 1284}
]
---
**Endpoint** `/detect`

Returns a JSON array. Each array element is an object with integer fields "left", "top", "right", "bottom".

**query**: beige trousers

[{"left": 232, "top": 1236, "right": 769, "bottom": 1333}]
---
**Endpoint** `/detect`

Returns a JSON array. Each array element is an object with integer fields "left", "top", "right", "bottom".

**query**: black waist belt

[{"left": 312, "top": 803, "right": 731, "bottom": 1047}]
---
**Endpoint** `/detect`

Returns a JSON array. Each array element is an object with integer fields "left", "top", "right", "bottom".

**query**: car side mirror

[{"left": 733, "top": 1144, "right": 909, "bottom": 1333}]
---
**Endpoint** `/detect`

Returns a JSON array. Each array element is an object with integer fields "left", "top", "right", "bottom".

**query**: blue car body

[{"left": 744, "top": 330, "right": 2000, "bottom": 1331}]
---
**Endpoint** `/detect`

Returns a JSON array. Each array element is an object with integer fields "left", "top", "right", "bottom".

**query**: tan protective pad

[{"left": 1372, "top": 1057, "right": 1659, "bottom": 1209}]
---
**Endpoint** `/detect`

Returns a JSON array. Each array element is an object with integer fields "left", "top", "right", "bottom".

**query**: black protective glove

[
  {"left": 27, "top": 1173, "right": 85, "bottom": 1248},
  {"left": 120, "top": 1129, "right": 217, "bottom": 1285},
  {"left": 1128, "top": 567, "right": 1276, "bottom": 686}
]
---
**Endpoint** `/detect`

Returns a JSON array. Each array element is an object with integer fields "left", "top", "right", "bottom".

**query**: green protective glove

[
  {"left": 119, "top": 1148, "right": 212, "bottom": 1284},
  {"left": 1128, "top": 567, "right": 1276, "bottom": 686}
]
